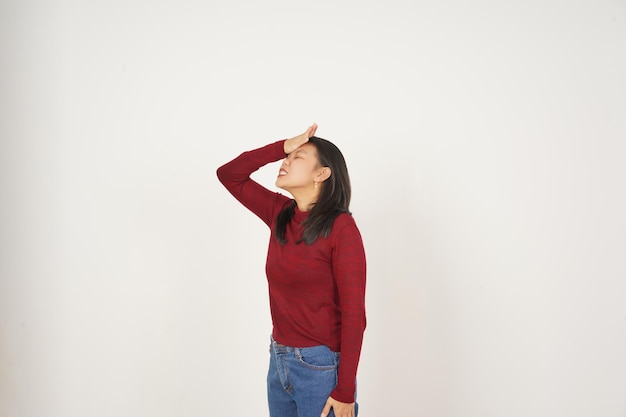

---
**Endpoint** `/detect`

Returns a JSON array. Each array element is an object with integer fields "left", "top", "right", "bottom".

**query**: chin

[{"left": 275, "top": 179, "right": 287, "bottom": 191}]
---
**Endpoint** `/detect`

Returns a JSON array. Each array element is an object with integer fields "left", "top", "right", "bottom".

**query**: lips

[{"left": 278, "top": 169, "right": 288, "bottom": 176}]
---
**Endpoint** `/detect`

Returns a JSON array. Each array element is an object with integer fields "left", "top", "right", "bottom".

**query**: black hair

[{"left": 275, "top": 136, "right": 352, "bottom": 245}]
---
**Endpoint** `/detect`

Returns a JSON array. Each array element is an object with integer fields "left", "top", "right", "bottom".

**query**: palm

[{"left": 284, "top": 123, "right": 318, "bottom": 154}]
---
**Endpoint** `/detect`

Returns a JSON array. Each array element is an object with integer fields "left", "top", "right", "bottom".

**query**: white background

[{"left": 1, "top": 1, "right": 625, "bottom": 416}]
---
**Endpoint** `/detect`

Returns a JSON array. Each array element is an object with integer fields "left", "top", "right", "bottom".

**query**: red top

[{"left": 216, "top": 140, "right": 366, "bottom": 403}]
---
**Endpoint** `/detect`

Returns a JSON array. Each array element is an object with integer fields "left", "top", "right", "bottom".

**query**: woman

[{"left": 216, "top": 124, "right": 366, "bottom": 417}]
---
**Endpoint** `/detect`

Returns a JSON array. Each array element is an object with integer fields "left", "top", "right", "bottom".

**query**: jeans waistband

[
  {"left": 270, "top": 335, "right": 293, "bottom": 352},
  {"left": 270, "top": 335, "right": 340, "bottom": 358}
]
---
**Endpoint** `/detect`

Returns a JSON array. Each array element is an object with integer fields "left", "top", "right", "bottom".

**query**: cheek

[{"left": 292, "top": 162, "right": 315, "bottom": 178}]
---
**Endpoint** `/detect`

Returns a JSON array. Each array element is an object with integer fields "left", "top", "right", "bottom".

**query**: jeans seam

[{"left": 295, "top": 348, "right": 339, "bottom": 371}]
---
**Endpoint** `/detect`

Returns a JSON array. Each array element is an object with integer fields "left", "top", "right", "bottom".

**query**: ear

[{"left": 315, "top": 167, "right": 332, "bottom": 183}]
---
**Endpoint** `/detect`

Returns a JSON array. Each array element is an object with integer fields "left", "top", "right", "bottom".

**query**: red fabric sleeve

[
  {"left": 330, "top": 216, "right": 367, "bottom": 403},
  {"left": 216, "top": 140, "right": 289, "bottom": 227}
]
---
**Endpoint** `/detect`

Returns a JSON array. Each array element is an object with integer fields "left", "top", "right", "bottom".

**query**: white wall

[{"left": 1, "top": 1, "right": 625, "bottom": 416}]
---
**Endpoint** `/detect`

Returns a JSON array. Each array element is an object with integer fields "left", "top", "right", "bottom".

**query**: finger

[
  {"left": 310, "top": 123, "right": 318, "bottom": 137},
  {"left": 320, "top": 399, "right": 332, "bottom": 417}
]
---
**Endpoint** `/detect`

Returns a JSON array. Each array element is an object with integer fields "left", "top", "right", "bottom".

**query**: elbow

[{"left": 216, "top": 164, "right": 227, "bottom": 184}]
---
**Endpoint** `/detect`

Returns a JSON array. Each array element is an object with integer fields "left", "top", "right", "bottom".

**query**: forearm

[
  {"left": 216, "top": 140, "right": 286, "bottom": 189},
  {"left": 216, "top": 140, "right": 287, "bottom": 226}
]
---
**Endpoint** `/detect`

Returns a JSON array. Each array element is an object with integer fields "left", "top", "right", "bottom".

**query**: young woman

[{"left": 216, "top": 124, "right": 366, "bottom": 417}]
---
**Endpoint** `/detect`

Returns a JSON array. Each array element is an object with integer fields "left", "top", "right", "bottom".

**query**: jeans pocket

[{"left": 296, "top": 346, "right": 338, "bottom": 371}]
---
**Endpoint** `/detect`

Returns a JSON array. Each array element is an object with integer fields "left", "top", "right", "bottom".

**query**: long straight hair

[{"left": 275, "top": 136, "right": 352, "bottom": 245}]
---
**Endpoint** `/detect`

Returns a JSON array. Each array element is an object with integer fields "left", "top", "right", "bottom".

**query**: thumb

[{"left": 320, "top": 398, "right": 332, "bottom": 417}]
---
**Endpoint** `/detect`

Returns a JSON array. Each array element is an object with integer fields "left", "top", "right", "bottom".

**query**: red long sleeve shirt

[{"left": 216, "top": 140, "right": 366, "bottom": 403}]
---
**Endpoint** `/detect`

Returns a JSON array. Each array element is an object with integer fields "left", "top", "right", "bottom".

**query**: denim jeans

[{"left": 267, "top": 336, "right": 358, "bottom": 417}]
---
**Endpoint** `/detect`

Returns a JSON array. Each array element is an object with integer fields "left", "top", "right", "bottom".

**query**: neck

[{"left": 289, "top": 188, "right": 320, "bottom": 212}]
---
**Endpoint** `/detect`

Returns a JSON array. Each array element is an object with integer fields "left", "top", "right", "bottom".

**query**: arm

[
  {"left": 216, "top": 124, "right": 319, "bottom": 226},
  {"left": 328, "top": 216, "right": 367, "bottom": 404},
  {"left": 216, "top": 140, "right": 288, "bottom": 226}
]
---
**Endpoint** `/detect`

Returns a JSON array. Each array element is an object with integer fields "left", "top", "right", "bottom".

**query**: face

[{"left": 275, "top": 143, "right": 325, "bottom": 192}]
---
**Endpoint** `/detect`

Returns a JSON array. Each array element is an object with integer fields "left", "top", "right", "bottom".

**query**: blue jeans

[{"left": 267, "top": 337, "right": 358, "bottom": 417}]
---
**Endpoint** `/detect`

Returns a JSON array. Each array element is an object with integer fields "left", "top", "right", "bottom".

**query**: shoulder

[
  {"left": 329, "top": 213, "right": 366, "bottom": 258},
  {"left": 333, "top": 212, "right": 357, "bottom": 229},
  {"left": 331, "top": 212, "right": 363, "bottom": 238},
  {"left": 278, "top": 196, "right": 293, "bottom": 209},
  {"left": 270, "top": 195, "right": 293, "bottom": 221}
]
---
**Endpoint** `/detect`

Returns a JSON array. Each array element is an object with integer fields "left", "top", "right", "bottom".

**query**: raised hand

[{"left": 284, "top": 123, "right": 318, "bottom": 154}]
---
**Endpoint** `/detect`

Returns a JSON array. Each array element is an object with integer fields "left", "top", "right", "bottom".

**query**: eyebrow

[{"left": 293, "top": 149, "right": 308, "bottom": 156}]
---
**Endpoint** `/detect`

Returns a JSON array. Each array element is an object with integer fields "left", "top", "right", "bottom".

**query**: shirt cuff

[{"left": 330, "top": 383, "right": 356, "bottom": 404}]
